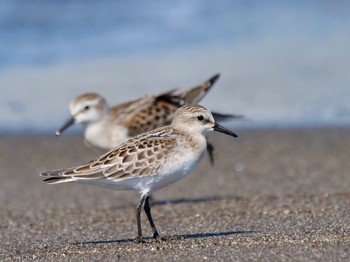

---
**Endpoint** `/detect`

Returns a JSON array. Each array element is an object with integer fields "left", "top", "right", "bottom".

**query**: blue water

[
  {"left": 0, "top": 0, "right": 243, "bottom": 67},
  {"left": 2, "top": 0, "right": 348, "bottom": 68},
  {"left": 1, "top": 0, "right": 350, "bottom": 132}
]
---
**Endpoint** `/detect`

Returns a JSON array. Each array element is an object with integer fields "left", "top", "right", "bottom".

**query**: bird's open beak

[
  {"left": 56, "top": 117, "right": 75, "bottom": 136},
  {"left": 213, "top": 123, "right": 237, "bottom": 137}
]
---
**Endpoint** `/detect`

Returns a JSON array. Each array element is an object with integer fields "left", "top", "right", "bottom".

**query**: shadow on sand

[
  {"left": 151, "top": 194, "right": 240, "bottom": 206},
  {"left": 73, "top": 195, "right": 250, "bottom": 245},
  {"left": 73, "top": 230, "right": 258, "bottom": 245},
  {"left": 112, "top": 194, "right": 240, "bottom": 210}
]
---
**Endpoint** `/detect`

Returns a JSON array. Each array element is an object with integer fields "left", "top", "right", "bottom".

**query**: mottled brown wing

[
  {"left": 41, "top": 133, "right": 177, "bottom": 182},
  {"left": 103, "top": 136, "right": 177, "bottom": 180},
  {"left": 107, "top": 90, "right": 176, "bottom": 136},
  {"left": 124, "top": 96, "right": 179, "bottom": 136},
  {"left": 122, "top": 74, "right": 220, "bottom": 136}
]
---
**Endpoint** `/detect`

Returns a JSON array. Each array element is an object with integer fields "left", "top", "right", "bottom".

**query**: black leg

[
  {"left": 148, "top": 194, "right": 154, "bottom": 206},
  {"left": 207, "top": 142, "right": 215, "bottom": 166},
  {"left": 144, "top": 195, "right": 160, "bottom": 239},
  {"left": 136, "top": 195, "right": 147, "bottom": 242}
]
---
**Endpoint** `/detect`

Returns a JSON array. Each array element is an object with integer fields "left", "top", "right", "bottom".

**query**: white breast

[{"left": 139, "top": 140, "right": 207, "bottom": 195}]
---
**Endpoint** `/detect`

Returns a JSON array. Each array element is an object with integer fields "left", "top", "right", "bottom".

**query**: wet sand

[{"left": 0, "top": 127, "right": 349, "bottom": 261}]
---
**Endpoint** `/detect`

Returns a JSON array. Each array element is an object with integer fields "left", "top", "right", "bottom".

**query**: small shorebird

[
  {"left": 41, "top": 104, "right": 237, "bottom": 242},
  {"left": 55, "top": 74, "right": 241, "bottom": 164}
]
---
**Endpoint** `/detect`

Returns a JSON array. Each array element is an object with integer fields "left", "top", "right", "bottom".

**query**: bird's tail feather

[
  {"left": 42, "top": 176, "right": 76, "bottom": 184},
  {"left": 40, "top": 169, "right": 76, "bottom": 184}
]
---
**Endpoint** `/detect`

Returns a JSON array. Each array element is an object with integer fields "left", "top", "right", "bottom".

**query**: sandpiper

[
  {"left": 56, "top": 74, "right": 242, "bottom": 164},
  {"left": 41, "top": 104, "right": 237, "bottom": 241}
]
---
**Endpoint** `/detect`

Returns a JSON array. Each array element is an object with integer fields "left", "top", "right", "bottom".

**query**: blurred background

[{"left": 0, "top": 0, "right": 350, "bottom": 133}]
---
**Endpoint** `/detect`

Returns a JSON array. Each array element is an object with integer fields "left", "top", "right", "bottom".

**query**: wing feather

[
  {"left": 41, "top": 128, "right": 177, "bottom": 183},
  {"left": 108, "top": 74, "right": 219, "bottom": 137},
  {"left": 104, "top": 136, "right": 176, "bottom": 180}
]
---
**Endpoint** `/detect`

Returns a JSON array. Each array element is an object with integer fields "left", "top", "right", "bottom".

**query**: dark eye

[
  {"left": 84, "top": 106, "right": 90, "bottom": 111},
  {"left": 197, "top": 115, "right": 204, "bottom": 121}
]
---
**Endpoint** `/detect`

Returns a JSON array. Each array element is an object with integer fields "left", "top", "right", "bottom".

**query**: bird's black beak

[
  {"left": 55, "top": 116, "right": 75, "bottom": 136},
  {"left": 213, "top": 123, "right": 237, "bottom": 137}
]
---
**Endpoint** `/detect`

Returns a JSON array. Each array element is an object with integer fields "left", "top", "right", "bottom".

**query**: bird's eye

[
  {"left": 197, "top": 115, "right": 204, "bottom": 121},
  {"left": 84, "top": 106, "right": 90, "bottom": 111}
]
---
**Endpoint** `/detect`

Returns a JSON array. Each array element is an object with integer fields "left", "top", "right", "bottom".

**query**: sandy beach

[{"left": 1, "top": 127, "right": 349, "bottom": 261}]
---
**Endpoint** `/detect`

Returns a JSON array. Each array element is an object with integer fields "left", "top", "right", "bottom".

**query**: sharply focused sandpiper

[
  {"left": 55, "top": 74, "right": 242, "bottom": 163},
  {"left": 41, "top": 104, "right": 237, "bottom": 241}
]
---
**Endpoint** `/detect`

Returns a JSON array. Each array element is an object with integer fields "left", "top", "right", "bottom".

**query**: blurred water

[
  {"left": 0, "top": 0, "right": 350, "bottom": 132},
  {"left": 0, "top": 0, "right": 249, "bottom": 67}
]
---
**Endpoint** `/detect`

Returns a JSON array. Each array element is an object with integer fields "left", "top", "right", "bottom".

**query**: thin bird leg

[
  {"left": 207, "top": 142, "right": 215, "bottom": 165},
  {"left": 144, "top": 195, "right": 160, "bottom": 239},
  {"left": 136, "top": 195, "right": 147, "bottom": 242}
]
